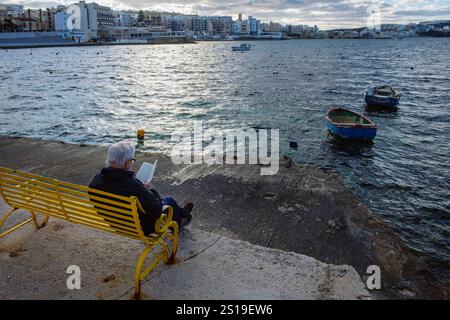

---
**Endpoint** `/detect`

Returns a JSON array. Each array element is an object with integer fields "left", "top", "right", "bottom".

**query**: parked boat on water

[
  {"left": 365, "top": 85, "right": 401, "bottom": 108},
  {"left": 232, "top": 43, "right": 251, "bottom": 52},
  {"left": 326, "top": 107, "right": 378, "bottom": 141}
]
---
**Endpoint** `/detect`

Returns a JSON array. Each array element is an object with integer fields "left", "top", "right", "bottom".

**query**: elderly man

[{"left": 89, "top": 141, "right": 193, "bottom": 235}]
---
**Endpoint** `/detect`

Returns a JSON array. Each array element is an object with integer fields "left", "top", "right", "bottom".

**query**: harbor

[
  {"left": 1, "top": 38, "right": 449, "bottom": 299},
  {"left": 1, "top": 1, "right": 449, "bottom": 50},
  {"left": 1, "top": 0, "right": 450, "bottom": 302}
]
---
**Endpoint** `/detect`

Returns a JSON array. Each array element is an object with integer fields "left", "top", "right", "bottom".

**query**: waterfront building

[
  {"left": 231, "top": 14, "right": 260, "bottom": 36},
  {"left": 53, "top": 1, "right": 114, "bottom": 41},
  {"left": 232, "top": 20, "right": 242, "bottom": 34},
  {"left": 267, "top": 21, "right": 282, "bottom": 32},
  {"left": 212, "top": 16, "right": 233, "bottom": 36},
  {"left": 12, "top": 16, "right": 39, "bottom": 32},
  {"left": 0, "top": 3, "right": 24, "bottom": 18},
  {"left": 54, "top": 10, "right": 68, "bottom": 32},
  {"left": 88, "top": 2, "right": 114, "bottom": 40},
  {"left": 186, "top": 15, "right": 207, "bottom": 33},
  {"left": 248, "top": 16, "right": 260, "bottom": 35},
  {"left": 232, "top": 17, "right": 248, "bottom": 35},
  {"left": 0, "top": 4, "right": 24, "bottom": 31},
  {"left": 114, "top": 11, "right": 135, "bottom": 28},
  {"left": 162, "top": 14, "right": 186, "bottom": 32},
  {"left": 108, "top": 25, "right": 188, "bottom": 43}
]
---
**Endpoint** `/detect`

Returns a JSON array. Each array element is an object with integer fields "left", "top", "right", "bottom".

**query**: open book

[{"left": 136, "top": 160, "right": 158, "bottom": 185}]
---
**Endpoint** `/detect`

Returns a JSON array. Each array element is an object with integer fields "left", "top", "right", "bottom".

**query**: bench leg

[
  {"left": 0, "top": 207, "right": 34, "bottom": 238},
  {"left": 168, "top": 222, "right": 179, "bottom": 264},
  {"left": 134, "top": 242, "right": 168, "bottom": 299},
  {"left": 31, "top": 212, "right": 49, "bottom": 229}
]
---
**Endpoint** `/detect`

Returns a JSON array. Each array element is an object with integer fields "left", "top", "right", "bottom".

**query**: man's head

[{"left": 106, "top": 141, "right": 135, "bottom": 170}]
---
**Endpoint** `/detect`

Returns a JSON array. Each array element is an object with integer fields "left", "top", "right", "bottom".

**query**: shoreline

[
  {"left": 0, "top": 136, "right": 448, "bottom": 299},
  {"left": 1, "top": 36, "right": 444, "bottom": 50}
]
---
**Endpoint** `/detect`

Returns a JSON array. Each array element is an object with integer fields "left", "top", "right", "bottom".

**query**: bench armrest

[{"left": 154, "top": 205, "right": 174, "bottom": 234}]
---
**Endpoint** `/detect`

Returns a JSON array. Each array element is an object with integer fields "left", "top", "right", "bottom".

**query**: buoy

[
  {"left": 137, "top": 129, "right": 145, "bottom": 140},
  {"left": 289, "top": 141, "right": 298, "bottom": 149}
]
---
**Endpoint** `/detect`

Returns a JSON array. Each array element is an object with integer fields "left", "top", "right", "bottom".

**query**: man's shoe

[
  {"left": 181, "top": 215, "right": 192, "bottom": 228},
  {"left": 183, "top": 202, "right": 194, "bottom": 215}
]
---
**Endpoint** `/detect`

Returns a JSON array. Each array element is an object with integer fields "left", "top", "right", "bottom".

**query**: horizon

[{"left": 1, "top": 0, "right": 450, "bottom": 30}]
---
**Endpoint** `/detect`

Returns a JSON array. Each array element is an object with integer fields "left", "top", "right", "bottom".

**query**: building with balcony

[{"left": 53, "top": 1, "right": 114, "bottom": 41}]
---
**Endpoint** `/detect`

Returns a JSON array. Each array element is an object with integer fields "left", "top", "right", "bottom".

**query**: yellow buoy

[{"left": 137, "top": 129, "right": 145, "bottom": 140}]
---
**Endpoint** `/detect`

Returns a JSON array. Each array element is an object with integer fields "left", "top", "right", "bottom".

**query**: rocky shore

[{"left": 0, "top": 136, "right": 448, "bottom": 299}]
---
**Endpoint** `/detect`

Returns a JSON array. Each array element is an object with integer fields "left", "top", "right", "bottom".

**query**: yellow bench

[{"left": 0, "top": 166, "right": 179, "bottom": 299}]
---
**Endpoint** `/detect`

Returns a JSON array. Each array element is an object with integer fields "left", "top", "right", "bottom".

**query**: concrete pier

[{"left": 0, "top": 136, "right": 447, "bottom": 299}]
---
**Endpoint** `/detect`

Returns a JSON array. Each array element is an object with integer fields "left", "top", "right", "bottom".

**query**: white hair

[{"left": 106, "top": 141, "right": 135, "bottom": 167}]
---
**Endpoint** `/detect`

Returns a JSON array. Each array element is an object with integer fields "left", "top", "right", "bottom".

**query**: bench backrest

[{"left": 0, "top": 167, "right": 146, "bottom": 241}]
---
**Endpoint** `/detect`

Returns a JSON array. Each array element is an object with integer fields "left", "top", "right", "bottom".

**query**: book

[{"left": 136, "top": 160, "right": 158, "bottom": 184}]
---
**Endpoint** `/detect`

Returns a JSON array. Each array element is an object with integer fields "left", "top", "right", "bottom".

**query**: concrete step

[{"left": 0, "top": 203, "right": 370, "bottom": 300}]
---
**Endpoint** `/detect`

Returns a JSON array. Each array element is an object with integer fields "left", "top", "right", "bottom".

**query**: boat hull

[
  {"left": 365, "top": 94, "right": 400, "bottom": 108},
  {"left": 327, "top": 121, "right": 377, "bottom": 140},
  {"left": 326, "top": 108, "right": 378, "bottom": 141}
]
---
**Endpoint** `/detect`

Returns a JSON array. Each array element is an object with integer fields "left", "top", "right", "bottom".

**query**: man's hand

[{"left": 144, "top": 182, "right": 153, "bottom": 190}]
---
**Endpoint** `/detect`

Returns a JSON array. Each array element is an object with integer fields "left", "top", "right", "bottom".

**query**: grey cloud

[{"left": 9, "top": 0, "right": 450, "bottom": 29}]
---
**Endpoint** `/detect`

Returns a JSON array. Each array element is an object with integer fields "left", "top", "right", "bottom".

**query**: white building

[
  {"left": 232, "top": 15, "right": 260, "bottom": 36},
  {"left": 3, "top": 3, "right": 24, "bottom": 17},
  {"left": 248, "top": 16, "right": 260, "bottom": 35},
  {"left": 232, "top": 20, "right": 242, "bottom": 34},
  {"left": 162, "top": 14, "right": 186, "bottom": 32},
  {"left": 54, "top": 10, "right": 69, "bottom": 32},
  {"left": 56, "top": 1, "right": 114, "bottom": 42}
]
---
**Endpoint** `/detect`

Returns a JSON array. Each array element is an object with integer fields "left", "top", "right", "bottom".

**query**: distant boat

[
  {"left": 326, "top": 107, "right": 378, "bottom": 141},
  {"left": 365, "top": 85, "right": 401, "bottom": 108},
  {"left": 232, "top": 43, "right": 251, "bottom": 52}
]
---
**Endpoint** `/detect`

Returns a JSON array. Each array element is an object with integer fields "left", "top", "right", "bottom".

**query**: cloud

[{"left": 3, "top": 0, "right": 450, "bottom": 29}]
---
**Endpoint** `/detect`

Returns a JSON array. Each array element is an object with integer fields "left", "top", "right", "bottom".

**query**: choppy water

[{"left": 1, "top": 39, "right": 449, "bottom": 286}]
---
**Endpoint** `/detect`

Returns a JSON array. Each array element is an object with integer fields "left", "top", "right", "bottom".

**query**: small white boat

[{"left": 232, "top": 44, "right": 251, "bottom": 52}]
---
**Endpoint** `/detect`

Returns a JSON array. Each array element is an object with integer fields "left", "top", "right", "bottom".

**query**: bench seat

[{"left": 0, "top": 166, "right": 179, "bottom": 299}]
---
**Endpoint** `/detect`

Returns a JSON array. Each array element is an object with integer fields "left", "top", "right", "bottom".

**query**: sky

[{"left": 3, "top": 0, "right": 450, "bottom": 29}]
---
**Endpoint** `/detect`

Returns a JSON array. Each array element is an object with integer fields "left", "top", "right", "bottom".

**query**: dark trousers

[{"left": 162, "top": 196, "right": 186, "bottom": 228}]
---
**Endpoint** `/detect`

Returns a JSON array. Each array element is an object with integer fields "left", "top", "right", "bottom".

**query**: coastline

[
  {"left": 1, "top": 36, "right": 446, "bottom": 50},
  {"left": 0, "top": 37, "right": 196, "bottom": 50},
  {"left": 0, "top": 136, "right": 448, "bottom": 299}
]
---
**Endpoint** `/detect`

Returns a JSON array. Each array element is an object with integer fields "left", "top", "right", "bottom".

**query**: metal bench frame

[{"left": 0, "top": 166, "right": 179, "bottom": 299}]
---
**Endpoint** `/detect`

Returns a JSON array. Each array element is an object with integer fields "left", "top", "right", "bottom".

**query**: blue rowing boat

[
  {"left": 326, "top": 107, "right": 378, "bottom": 141},
  {"left": 365, "top": 85, "right": 401, "bottom": 108}
]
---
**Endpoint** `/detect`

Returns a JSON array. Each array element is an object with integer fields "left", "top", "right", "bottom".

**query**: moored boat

[
  {"left": 326, "top": 107, "right": 378, "bottom": 141},
  {"left": 365, "top": 85, "right": 401, "bottom": 108},
  {"left": 232, "top": 43, "right": 251, "bottom": 52}
]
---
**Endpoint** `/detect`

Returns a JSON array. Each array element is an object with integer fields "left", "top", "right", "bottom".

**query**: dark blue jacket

[{"left": 89, "top": 167, "right": 162, "bottom": 235}]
